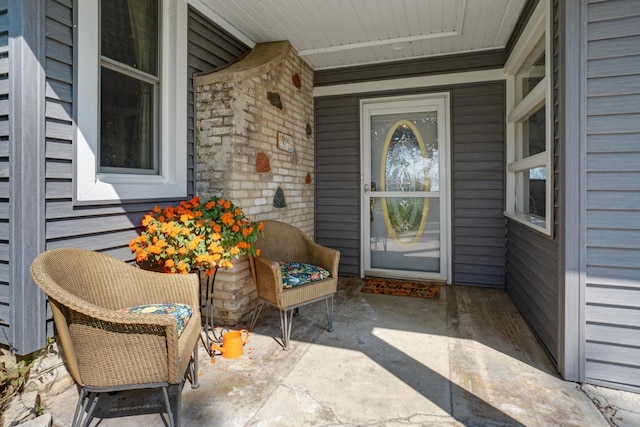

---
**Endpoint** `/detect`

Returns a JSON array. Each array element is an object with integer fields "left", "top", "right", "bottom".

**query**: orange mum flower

[
  {"left": 221, "top": 212, "right": 235, "bottom": 226},
  {"left": 142, "top": 215, "right": 154, "bottom": 227}
]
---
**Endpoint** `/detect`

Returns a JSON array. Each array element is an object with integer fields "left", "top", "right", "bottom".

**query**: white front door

[{"left": 361, "top": 94, "right": 450, "bottom": 282}]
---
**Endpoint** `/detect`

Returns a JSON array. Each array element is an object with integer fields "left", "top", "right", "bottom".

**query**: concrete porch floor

[{"left": 46, "top": 277, "right": 622, "bottom": 426}]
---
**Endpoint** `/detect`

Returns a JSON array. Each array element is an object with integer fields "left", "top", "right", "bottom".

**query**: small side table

[{"left": 197, "top": 268, "right": 226, "bottom": 356}]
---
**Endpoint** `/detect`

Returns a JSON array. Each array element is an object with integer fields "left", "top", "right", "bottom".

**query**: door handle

[{"left": 364, "top": 184, "right": 370, "bottom": 193}]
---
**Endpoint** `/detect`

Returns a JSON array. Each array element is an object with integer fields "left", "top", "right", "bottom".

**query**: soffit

[{"left": 200, "top": 0, "right": 527, "bottom": 70}]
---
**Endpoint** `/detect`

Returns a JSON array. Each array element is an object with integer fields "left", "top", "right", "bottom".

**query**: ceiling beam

[{"left": 298, "top": 31, "right": 459, "bottom": 57}]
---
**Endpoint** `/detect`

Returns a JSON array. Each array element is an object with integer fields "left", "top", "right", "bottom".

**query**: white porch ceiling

[{"left": 199, "top": 0, "right": 527, "bottom": 70}]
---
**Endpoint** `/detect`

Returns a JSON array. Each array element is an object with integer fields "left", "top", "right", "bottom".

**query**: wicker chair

[
  {"left": 249, "top": 220, "right": 340, "bottom": 350},
  {"left": 30, "top": 248, "right": 201, "bottom": 427}
]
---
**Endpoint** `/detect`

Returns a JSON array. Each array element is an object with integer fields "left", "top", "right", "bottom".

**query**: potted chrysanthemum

[{"left": 129, "top": 196, "right": 263, "bottom": 275}]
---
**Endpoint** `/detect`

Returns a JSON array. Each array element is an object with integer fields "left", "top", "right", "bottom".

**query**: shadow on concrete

[{"left": 249, "top": 277, "right": 528, "bottom": 426}]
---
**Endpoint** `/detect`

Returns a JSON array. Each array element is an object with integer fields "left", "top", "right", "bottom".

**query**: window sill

[
  {"left": 75, "top": 174, "right": 187, "bottom": 205},
  {"left": 504, "top": 211, "right": 551, "bottom": 236}
]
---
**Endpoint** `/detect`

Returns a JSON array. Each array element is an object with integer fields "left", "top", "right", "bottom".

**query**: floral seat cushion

[
  {"left": 279, "top": 262, "right": 330, "bottom": 289},
  {"left": 118, "top": 303, "right": 193, "bottom": 337}
]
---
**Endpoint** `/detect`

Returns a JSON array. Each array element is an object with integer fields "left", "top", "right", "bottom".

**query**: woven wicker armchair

[
  {"left": 30, "top": 248, "right": 201, "bottom": 427},
  {"left": 249, "top": 220, "right": 340, "bottom": 350}
]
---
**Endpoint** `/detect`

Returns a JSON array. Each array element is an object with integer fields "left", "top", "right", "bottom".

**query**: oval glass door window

[{"left": 381, "top": 120, "right": 431, "bottom": 244}]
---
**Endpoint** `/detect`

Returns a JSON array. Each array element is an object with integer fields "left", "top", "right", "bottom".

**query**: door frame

[{"left": 359, "top": 93, "right": 452, "bottom": 283}]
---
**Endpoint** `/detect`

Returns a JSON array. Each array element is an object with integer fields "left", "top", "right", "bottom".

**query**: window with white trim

[
  {"left": 504, "top": 0, "right": 552, "bottom": 235},
  {"left": 76, "top": 0, "right": 188, "bottom": 203}
]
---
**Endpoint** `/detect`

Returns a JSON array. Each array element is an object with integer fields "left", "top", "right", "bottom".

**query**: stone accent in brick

[{"left": 256, "top": 152, "right": 271, "bottom": 173}]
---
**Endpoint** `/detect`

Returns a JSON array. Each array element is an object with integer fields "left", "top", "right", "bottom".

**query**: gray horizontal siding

[
  {"left": 315, "top": 81, "right": 506, "bottom": 285},
  {"left": 187, "top": 7, "right": 249, "bottom": 196},
  {"left": 314, "top": 50, "right": 505, "bottom": 87},
  {"left": 505, "top": 220, "right": 559, "bottom": 363},
  {"left": 584, "top": 0, "right": 640, "bottom": 392},
  {"left": 0, "top": 0, "right": 7, "bottom": 324},
  {"left": 451, "top": 83, "right": 505, "bottom": 287},
  {"left": 314, "top": 96, "right": 361, "bottom": 276}
]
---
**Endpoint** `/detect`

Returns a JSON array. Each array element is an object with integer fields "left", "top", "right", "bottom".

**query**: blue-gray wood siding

[
  {"left": 187, "top": 7, "right": 250, "bottom": 196},
  {"left": 504, "top": 0, "right": 560, "bottom": 367},
  {"left": 314, "top": 50, "right": 505, "bottom": 87},
  {"left": 584, "top": 0, "right": 640, "bottom": 391},
  {"left": 0, "top": 1, "right": 248, "bottom": 353},
  {"left": 315, "top": 82, "right": 506, "bottom": 287},
  {"left": 505, "top": 221, "right": 559, "bottom": 363},
  {"left": 0, "top": 0, "right": 9, "bottom": 337},
  {"left": 451, "top": 83, "right": 506, "bottom": 287},
  {"left": 314, "top": 95, "right": 361, "bottom": 276}
]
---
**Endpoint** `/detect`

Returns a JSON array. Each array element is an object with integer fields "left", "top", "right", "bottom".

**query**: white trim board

[{"left": 314, "top": 69, "right": 505, "bottom": 97}]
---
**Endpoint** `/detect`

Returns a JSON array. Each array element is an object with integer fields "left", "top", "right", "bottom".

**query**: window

[
  {"left": 100, "top": 0, "right": 159, "bottom": 174},
  {"left": 504, "top": 0, "right": 552, "bottom": 235},
  {"left": 76, "top": 0, "right": 188, "bottom": 203}
]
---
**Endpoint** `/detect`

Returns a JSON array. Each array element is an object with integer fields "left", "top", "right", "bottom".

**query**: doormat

[{"left": 361, "top": 277, "right": 441, "bottom": 299}]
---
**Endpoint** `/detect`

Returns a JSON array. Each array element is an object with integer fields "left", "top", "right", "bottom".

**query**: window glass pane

[
  {"left": 100, "top": 67, "right": 155, "bottom": 171},
  {"left": 370, "top": 197, "right": 440, "bottom": 273},
  {"left": 101, "top": 0, "right": 158, "bottom": 75},
  {"left": 516, "top": 37, "right": 545, "bottom": 102},
  {"left": 517, "top": 168, "right": 546, "bottom": 220},
  {"left": 370, "top": 112, "right": 439, "bottom": 192},
  {"left": 522, "top": 106, "right": 546, "bottom": 158}
]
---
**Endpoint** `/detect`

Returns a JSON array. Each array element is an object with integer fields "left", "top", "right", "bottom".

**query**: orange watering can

[{"left": 211, "top": 329, "right": 250, "bottom": 359}]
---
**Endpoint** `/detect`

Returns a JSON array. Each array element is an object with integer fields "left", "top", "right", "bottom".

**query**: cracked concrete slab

[
  {"left": 582, "top": 384, "right": 640, "bottom": 427},
  {"left": 43, "top": 278, "right": 626, "bottom": 426}
]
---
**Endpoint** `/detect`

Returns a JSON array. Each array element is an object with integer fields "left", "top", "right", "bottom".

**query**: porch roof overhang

[{"left": 194, "top": 0, "right": 529, "bottom": 70}]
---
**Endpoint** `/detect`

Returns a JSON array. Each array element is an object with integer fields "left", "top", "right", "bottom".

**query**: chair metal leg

[
  {"left": 162, "top": 386, "right": 175, "bottom": 427},
  {"left": 279, "top": 308, "right": 295, "bottom": 350},
  {"left": 81, "top": 392, "right": 99, "bottom": 427},
  {"left": 175, "top": 383, "right": 183, "bottom": 427},
  {"left": 189, "top": 343, "right": 200, "bottom": 389},
  {"left": 249, "top": 301, "right": 265, "bottom": 331},
  {"left": 72, "top": 388, "right": 86, "bottom": 427},
  {"left": 326, "top": 295, "right": 334, "bottom": 333}
]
